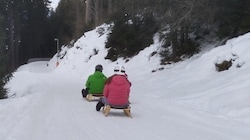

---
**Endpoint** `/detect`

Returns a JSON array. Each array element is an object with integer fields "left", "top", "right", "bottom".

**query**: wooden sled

[
  {"left": 103, "top": 105, "right": 132, "bottom": 118},
  {"left": 86, "top": 94, "right": 103, "bottom": 101}
]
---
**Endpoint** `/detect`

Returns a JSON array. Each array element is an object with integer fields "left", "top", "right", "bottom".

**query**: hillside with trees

[
  {"left": 0, "top": 0, "right": 250, "bottom": 98},
  {"left": 54, "top": 0, "right": 250, "bottom": 62}
]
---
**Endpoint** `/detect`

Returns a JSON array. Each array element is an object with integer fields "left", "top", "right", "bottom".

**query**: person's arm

[
  {"left": 85, "top": 76, "right": 91, "bottom": 89},
  {"left": 103, "top": 84, "right": 109, "bottom": 98},
  {"left": 127, "top": 81, "right": 131, "bottom": 96}
]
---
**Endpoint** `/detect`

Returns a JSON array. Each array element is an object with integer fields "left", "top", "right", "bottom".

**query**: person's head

[
  {"left": 114, "top": 65, "right": 126, "bottom": 75},
  {"left": 95, "top": 64, "right": 103, "bottom": 72}
]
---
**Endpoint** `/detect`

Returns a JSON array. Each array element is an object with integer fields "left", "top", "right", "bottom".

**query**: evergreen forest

[{"left": 0, "top": 0, "right": 250, "bottom": 98}]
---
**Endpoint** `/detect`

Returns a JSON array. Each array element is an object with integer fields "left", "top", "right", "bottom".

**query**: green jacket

[{"left": 85, "top": 71, "right": 107, "bottom": 94}]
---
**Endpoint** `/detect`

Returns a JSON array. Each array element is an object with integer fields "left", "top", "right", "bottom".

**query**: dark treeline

[
  {"left": 0, "top": 0, "right": 55, "bottom": 98},
  {"left": 1, "top": 0, "right": 55, "bottom": 71},
  {"left": 0, "top": 0, "right": 250, "bottom": 98}
]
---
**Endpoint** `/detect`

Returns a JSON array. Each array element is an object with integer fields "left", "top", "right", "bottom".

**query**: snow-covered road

[{"left": 1, "top": 63, "right": 249, "bottom": 140}]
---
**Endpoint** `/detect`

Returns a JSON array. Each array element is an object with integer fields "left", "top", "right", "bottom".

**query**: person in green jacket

[{"left": 82, "top": 64, "right": 107, "bottom": 98}]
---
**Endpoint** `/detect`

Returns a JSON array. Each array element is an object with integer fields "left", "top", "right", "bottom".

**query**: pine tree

[
  {"left": 19, "top": 0, "right": 51, "bottom": 64},
  {"left": 0, "top": 12, "right": 8, "bottom": 99}
]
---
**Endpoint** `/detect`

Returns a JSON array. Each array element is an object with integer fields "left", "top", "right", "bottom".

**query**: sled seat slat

[
  {"left": 86, "top": 94, "right": 103, "bottom": 101},
  {"left": 103, "top": 105, "right": 131, "bottom": 118}
]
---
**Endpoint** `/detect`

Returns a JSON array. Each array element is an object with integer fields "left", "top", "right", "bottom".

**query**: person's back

[
  {"left": 103, "top": 65, "right": 130, "bottom": 106},
  {"left": 96, "top": 65, "right": 131, "bottom": 111},
  {"left": 86, "top": 71, "right": 106, "bottom": 94},
  {"left": 104, "top": 74, "right": 130, "bottom": 106},
  {"left": 82, "top": 64, "right": 107, "bottom": 98}
]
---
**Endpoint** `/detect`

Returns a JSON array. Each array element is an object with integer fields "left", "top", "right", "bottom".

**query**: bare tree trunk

[
  {"left": 74, "top": 0, "right": 85, "bottom": 38},
  {"left": 8, "top": 9, "right": 15, "bottom": 70},
  {"left": 99, "top": 0, "right": 103, "bottom": 25},
  {"left": 85, "top": 0, "right": 92, "bottom": 24},
  {"left": 108, "top": 0, "right": 113, "bottom": 16},
  {"left": 75, "top": 0, "right": 80, "bottom": 36},
  {"left": 94, "top": 0, "right": 100, "bottom": 26}
]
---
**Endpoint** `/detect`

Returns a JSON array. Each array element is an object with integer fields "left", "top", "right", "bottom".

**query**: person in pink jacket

[{"left": 96, "top": 65, "right": 131, "bottom": 111}]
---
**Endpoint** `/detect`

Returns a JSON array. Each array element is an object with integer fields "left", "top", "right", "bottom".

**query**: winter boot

[
  {"left": 96, "top": 101, "right": 104, "bottom": 111},
  {"left": 82, "top": 89, "right": 88, "bottom": 98}
]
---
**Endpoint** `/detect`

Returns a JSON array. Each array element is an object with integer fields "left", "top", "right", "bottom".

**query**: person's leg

[
  {"left": 96, "top": 97, "right": 105, "bottom": 111},
  {"left": 81, "top": 88, "right": 88, "bottom": 98},
  {"left": 101, "top": 97, "right": 107, "bottom": 104}
]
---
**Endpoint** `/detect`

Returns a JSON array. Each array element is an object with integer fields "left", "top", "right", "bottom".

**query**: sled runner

[
  {"left": 103, "top": 105, "right": 131, "bottom": 118},
  {"left": 86, "top": 94, "right": 103, "bottom": 101}
]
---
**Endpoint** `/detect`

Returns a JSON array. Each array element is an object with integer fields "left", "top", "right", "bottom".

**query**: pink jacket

[{"left": 103, "top": 75, "right": 131, "bottom": 106}]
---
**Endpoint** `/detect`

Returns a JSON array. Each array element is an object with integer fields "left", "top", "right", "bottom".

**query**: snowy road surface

[{"left": 1, "top": 62, "right": 249, "bottom": 140}]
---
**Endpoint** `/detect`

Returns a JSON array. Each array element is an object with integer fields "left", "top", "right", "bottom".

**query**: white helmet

[{"left": 114, "top": 65, "right": 126, "bottom": 75}]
